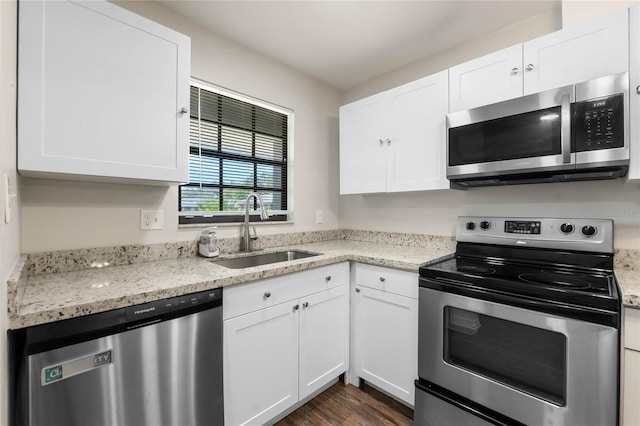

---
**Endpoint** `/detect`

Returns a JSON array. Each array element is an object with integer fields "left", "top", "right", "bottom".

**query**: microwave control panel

[{"left": 573, "top": 93, "right": 624, "bottom": 151}]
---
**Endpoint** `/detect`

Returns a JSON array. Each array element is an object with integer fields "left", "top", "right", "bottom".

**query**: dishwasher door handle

[{"left": 126, "top": 318, "right": 162, "bottom": 330}]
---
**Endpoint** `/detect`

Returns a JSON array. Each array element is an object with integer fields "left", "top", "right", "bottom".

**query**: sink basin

[{"left": 210, "top": 250, "right": 321, "bottom": 269}]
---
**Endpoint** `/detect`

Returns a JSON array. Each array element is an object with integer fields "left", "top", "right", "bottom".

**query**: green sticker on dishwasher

[{"left": 44, "top": 365, "right": 63, "bottom": 383}]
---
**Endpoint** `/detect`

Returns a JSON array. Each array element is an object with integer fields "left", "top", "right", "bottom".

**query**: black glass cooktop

[{"left": 419, "top": 243, "right": 620, "bottom": 326}]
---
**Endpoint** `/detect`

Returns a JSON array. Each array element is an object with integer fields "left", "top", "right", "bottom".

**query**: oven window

[
  {"left": 448, "top": 106, "right": 562, "bottom": 166},
  {"left": 444, "top": 307, "right": 567, "bottom": 406}
]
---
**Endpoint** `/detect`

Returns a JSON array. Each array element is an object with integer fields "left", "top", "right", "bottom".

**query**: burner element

[
  {"left": 457, "top": 264, "right": 496, "bottom": 275},
  {"left": 518, "top": 272, "right": 592, "bottom": 289}
]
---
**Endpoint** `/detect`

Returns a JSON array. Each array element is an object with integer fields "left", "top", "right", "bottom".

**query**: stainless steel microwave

[{"left": 447, "top": 72, "right": 629, "bottom": 188}]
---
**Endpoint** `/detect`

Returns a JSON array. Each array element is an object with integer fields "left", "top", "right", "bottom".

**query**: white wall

[
  {"left": 20, "top": 1, "right": 342, "bottom": 253},
  {"left": 340, "top": 1, "right": 640, "bottom": 250},
  {"left": 0, "top": 1, "right": 21, "bottom": 424},
  {"left": 342, "top": 7, "right": 562, "bottom": 104}
]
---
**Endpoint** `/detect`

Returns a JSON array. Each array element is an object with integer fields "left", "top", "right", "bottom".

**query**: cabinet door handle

[
  {"left": 293, "top": 304, "right": 299, "bottom": 311},
  {"left": 355, "top": 288, "right": 361, "bottom": 293},
  {"left": 302, "top": 302, "right": 309, "bottom": 308},
  {"left": 380, "top": 277, "right": 386, "bottom": 282},
  {"left": 264, "top": 291, "right": 271, "bottom": 299},
  {"left": 325, "top": 276, "right": 332, "bottom": 282},
  {"left": 180, "top": 107, "right": 189, "bottom": 114},
  {"left": 511, "top": 67, "right": 519, "bottom": 75},
  {"left": 525, "top": 63, "right": 534, "bottom": 72}
]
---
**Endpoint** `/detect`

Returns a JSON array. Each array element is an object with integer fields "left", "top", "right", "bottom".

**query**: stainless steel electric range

[{"left": 415, "top": 217, "right": 621, "bottom": 426}]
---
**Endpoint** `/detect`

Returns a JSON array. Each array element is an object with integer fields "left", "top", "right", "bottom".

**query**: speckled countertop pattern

[
  {"left": 9, "top": 239, "right": 453, "bottom": 329},
  {"left": 615, "top": 269, "right": 640, "bottom": 309}
]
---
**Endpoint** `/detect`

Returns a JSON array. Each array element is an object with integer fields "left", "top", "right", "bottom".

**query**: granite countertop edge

[
  {"left": 9, "top": 240, "right": 453, "bottom": 329},
  {"left": 10, "top": 239, "right": 640, "bottom": 329}
]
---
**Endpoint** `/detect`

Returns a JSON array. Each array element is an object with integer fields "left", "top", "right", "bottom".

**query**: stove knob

[
  {"left": 559, "top": 223, "right": 574, "bottom": 234},
  {"left": 581, "top": 225, "right": 597, "bottom": 237},
  {"left": 466, "top": 221, "right": 476, "bottom": 231},
  {"left": 480, "top": 221, "right": 491, "bottom": 230}
]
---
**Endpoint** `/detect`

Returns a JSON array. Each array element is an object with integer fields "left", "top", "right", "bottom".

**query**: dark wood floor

[{"left": 275, "top": 381, "right": 413, "bottom": 425}]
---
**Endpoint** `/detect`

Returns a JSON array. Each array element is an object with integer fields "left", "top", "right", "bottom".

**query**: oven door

[
  {"left": 447, "top": 85, "right": 574, "bottom": 180},
  {"left": 418, "top": 286, "right": 618, "bottom": 426}
]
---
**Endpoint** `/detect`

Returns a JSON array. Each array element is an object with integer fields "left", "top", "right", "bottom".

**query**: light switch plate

[{"left": 140, "top": 210, "right": 164, "bottom": 230}]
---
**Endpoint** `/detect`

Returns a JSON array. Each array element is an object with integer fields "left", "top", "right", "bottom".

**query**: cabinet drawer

[
  {"left": 626, "top": 307, "right": 640, "bottom": 351},
  {"left": 223, "top": 262, "right": 349, "bottom": 320},
  {"left": 354, "top": 263, "right": 418, "bottom": 299}
]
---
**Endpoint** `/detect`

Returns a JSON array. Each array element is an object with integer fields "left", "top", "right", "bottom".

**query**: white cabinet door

[
  {"left": 523, "top": 8, "right": 629, "bottom": 95},
  {"left": 18, "top": 0, "right": 190, "bottom": 185},
  {"left": 387, "top": 71, "right": 449, "bottom": 192},
  {"left": 629, "top": 5, "right": 640, "bottom": 180},
  {"left": 624, "top": 349, "right": 640, "bottom": 426},
  {"left": 354, "top": 285, "right": 418, "bottom": 406},
  {"left": 448, "top": 44, "right": 523, "bottom": 112},
  {"left": 223, "top": 302, "right": 299, "bottom": 426},
  {"left": 298, "top": 285, "right": 350, "bottom": 400},
  {"left": 339, "top": 94, "right": 389, "bottom": 194}
]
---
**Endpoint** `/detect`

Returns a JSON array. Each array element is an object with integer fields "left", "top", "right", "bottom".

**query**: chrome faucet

[{"left": 242, "top": 192, "right": 270, "bottom": 252}]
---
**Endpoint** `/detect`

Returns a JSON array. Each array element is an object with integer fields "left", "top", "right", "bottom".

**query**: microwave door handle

[{"left": 561, "top": 93, "right": 571, "bottom": 164}]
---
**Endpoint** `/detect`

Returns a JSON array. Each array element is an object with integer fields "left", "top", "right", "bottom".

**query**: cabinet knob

[
  {"left": 264, "top": 291, "right": 271, "bottom": 299},
  {"left": 180, "top": 107, "right": 189, "bottom": 114},
  {"left": 511, "top": 67, "right": 519, "bottom": 75},
  {"left": 380, "top": 277, "right": 386, "bottom": 282},
  {"left": 379, "top": 139, "right": 384, "bottom": 146},
  {"left": 302, "top": 302, "right": 309, "bottom": 308},
  {"left": 386, "top": 138, "right": 391, "bottom": 145},
  {"left": 636, "top": 85, "right": 640, "bottom": 95},
  {"left": 355, "top": 288, "right": 361, "bottom": 293},
  {"left": 325, "top": 276, "right": 332, "bottom": 282},
  {"left": 525, "top": 64, "right": 534, "bottom": 72},
  {"left": 293, "top": 304, "right": 299, "bottom": 311}
]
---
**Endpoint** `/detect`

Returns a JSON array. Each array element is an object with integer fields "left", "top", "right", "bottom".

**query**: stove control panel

[
  {"left": 456, "top": 217, "right": 613, "bottom": 253},
  {"left": 505, "top": 220, "right": 541, "bottom": 234}
]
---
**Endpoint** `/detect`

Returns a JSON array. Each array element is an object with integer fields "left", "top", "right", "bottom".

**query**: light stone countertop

[
  {"left": 615, "top": 269, "right": 640, "bottom": 310},
  {"left": 10, "top": 239, "right": 453, "bottom": 329}
]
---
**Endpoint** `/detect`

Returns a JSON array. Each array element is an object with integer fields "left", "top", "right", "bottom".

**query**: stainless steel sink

[{"left": 209, "top": 250, "right": 320, "bottom": 269}]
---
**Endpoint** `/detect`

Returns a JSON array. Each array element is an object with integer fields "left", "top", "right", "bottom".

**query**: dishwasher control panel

[{"left": 125, "top": 288, "right": 222, "bottom": 323}]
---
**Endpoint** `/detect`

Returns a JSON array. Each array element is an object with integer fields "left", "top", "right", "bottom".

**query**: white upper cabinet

[
  {"left": 340, "top": 70, "right": 449, "bottom": 195},
  {"left": 18, "top": 0, "right": 191, "bottom": 185},
  {"left": 449, "top": 44, "right": 523, "bottom": 112},
  {"left": 523, "top": 8, "right": 629, "bottom": 95},
  {"left": 629, "top": 5, "right": 640, "bottom": 180},
  {"left": 339, "top": 96, "right": 389, "bottom": 194},
  {"left": 449, "top": 8, "right": 629, "bottom": 112}
]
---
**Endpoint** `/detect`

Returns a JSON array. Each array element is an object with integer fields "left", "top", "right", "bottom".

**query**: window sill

[{"left": 178, "top": 220, "right": 295, "bottom": 229}]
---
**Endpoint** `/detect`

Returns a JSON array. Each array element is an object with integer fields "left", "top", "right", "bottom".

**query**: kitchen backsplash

[{"left": 23, "top": 229, "right": 639, "bottom": 275}]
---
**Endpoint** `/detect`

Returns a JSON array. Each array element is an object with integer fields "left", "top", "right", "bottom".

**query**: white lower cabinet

[
  {"left": 223, "top": 263, "right": 349, "bottom": 426},
  {"left": 352, "top": 263, "right": 418, "bottom": 406},
  {"left": 224, "top": 302, "right": 299, "bottom": 426},
  {"left": 624, "top": 307, "right": 640, "bottom": 426}
]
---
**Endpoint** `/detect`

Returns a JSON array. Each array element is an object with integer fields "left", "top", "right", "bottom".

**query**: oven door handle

[
  {"left": 561, "top": 92, "right": 572, "bottom": 164},
  {"left": 419, "top": 276, "right": 619, "bottom": 328}
]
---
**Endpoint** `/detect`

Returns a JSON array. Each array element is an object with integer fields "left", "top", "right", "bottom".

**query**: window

[{"left": 179, "top": 80, "right": 291, "bottom": 224}]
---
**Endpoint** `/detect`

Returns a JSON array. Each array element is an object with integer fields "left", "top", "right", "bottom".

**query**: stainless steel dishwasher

[{"left": 10, "top": 288, "right": 223, "bottom": 426}]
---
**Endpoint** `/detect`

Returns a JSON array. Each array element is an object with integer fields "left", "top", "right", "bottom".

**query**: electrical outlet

[
  {"left": 316, "top": 209, "right": 324, "bottom": 224},
  {"left": 140, "top": 210, "right": 164, "bottom": 230}
]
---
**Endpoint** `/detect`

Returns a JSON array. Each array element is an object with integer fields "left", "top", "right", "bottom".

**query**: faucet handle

[{"left": 249, "top": 226, "right": 259, "bottom": 240}]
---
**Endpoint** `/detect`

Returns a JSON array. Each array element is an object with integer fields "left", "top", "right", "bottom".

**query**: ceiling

[{"left": 159, "top": 0, "right": 561, "bottom": 90}]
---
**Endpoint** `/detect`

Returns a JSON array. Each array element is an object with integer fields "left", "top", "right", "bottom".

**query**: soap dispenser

[{"left": 198, "top": 227, "right": 219, "bottom": 258}]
